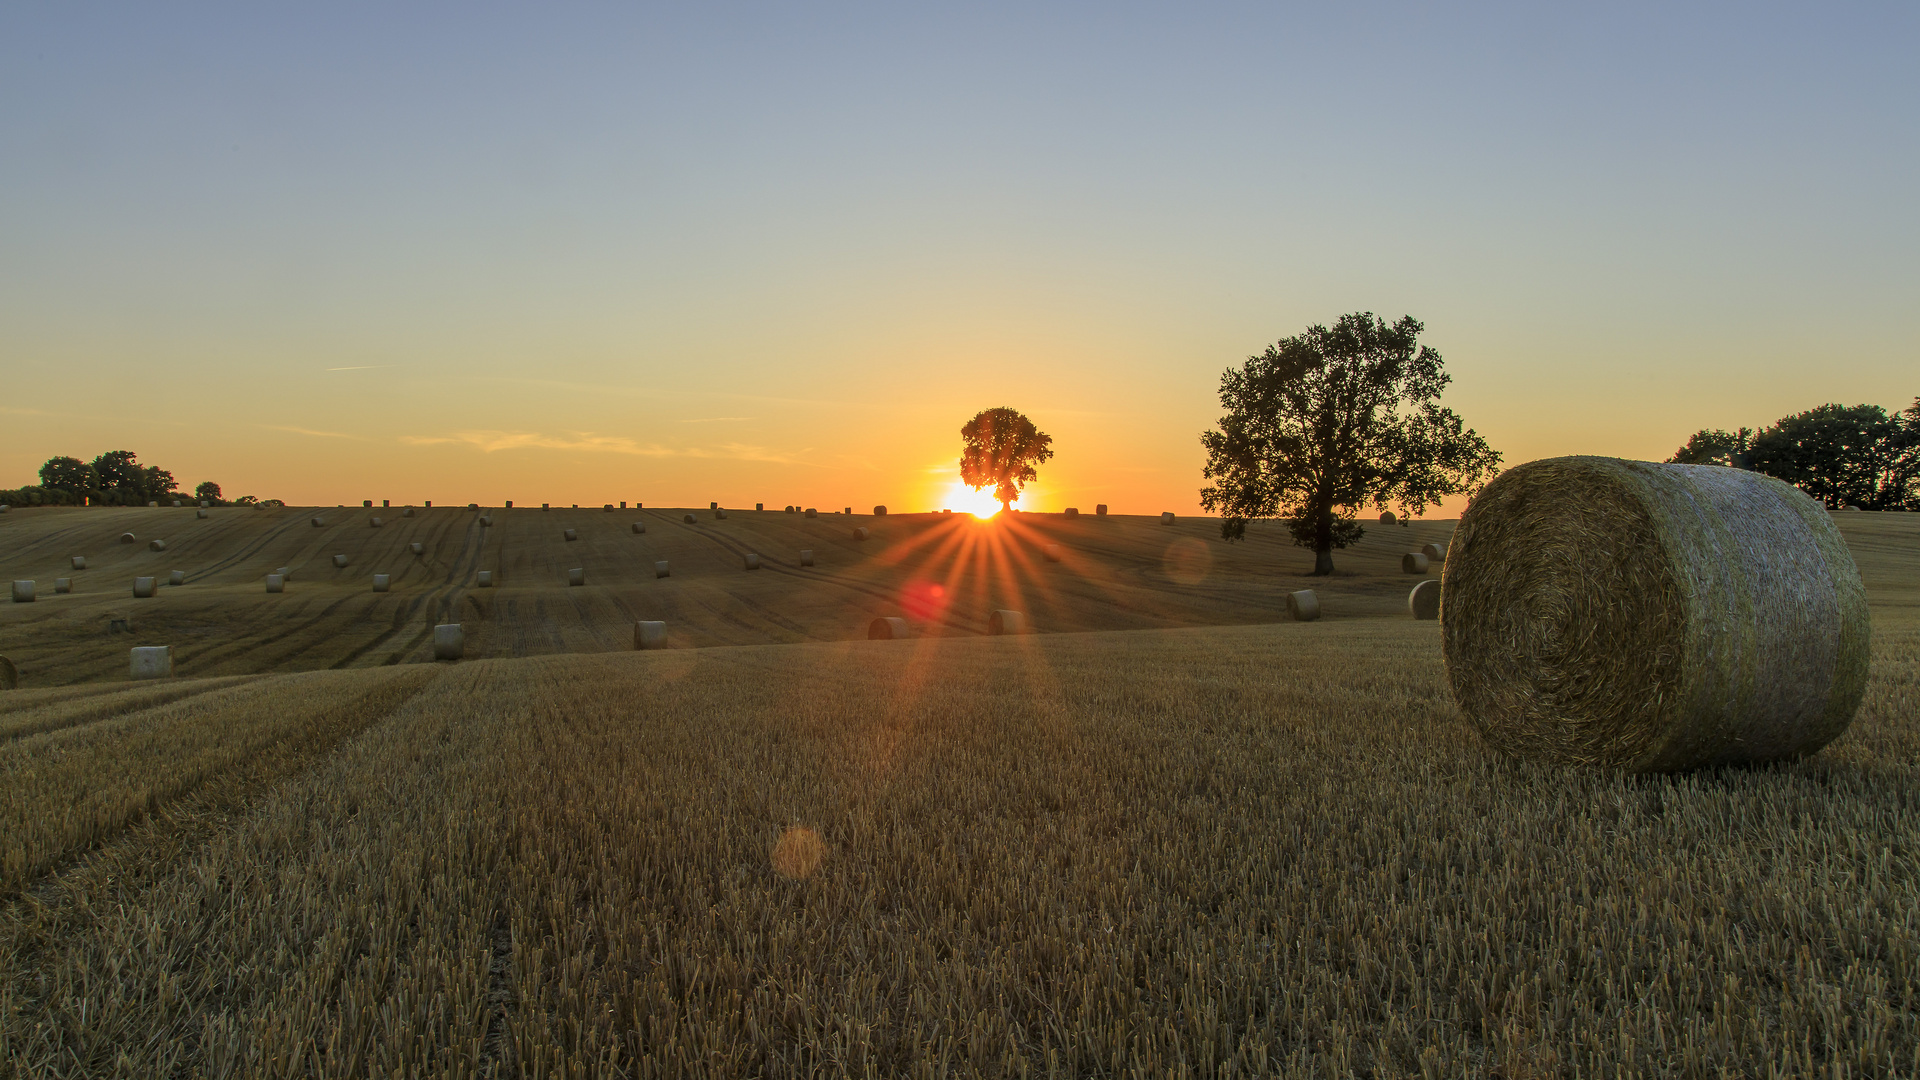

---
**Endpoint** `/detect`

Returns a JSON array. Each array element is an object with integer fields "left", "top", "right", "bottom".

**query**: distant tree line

[
  {"left": 1669, "top": 400, "right": 1920, "bottom": 510},
  {"left": 0, "top": 451, "right": 249, "bottom": 508}
]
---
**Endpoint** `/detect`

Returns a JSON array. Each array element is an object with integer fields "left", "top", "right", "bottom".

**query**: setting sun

[{"left": 941, "top": 482, "right": 1006, "bottom": 518}]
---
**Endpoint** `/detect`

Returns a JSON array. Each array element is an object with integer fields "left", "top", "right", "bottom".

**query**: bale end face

[
  {"left": 631, "top": 522, "right": 646, "bottom": 534},
  {"left": 477, "top": 570, "right": 494, "bottom": 587},
  {"left": 332, "top": 554, "right": 348, "bottom": 568},
  {"left": 1287, "top": 590, "right": 1320, "bottom": 622},
  {"left": 148, "top": 539, "right": 166, "bottom": 551},
  {"left": 654, "top": 561, "right": 670, "bottom": 578},
  {"left": 869, "top": 616, "right": 909, "bottom": 640},
  {"left": 167, "top": 571, "right": 184, "bottom": 586},
  {"left": 129, "top": 646, "right": 173, "bottom": 680},
  {"left": 432, "top": 623, "right": 464, "bottom": 661},
  {"left": 120, "top": 533, "right": 135, "bottom": 544},
  {"left": 799, "top": 550, "right": 814, "bottom": 567},
  {"left": 853, "top": 527, "right": 869, "bottom": 541},
  {"left": 1408, "top": 579, "right": 1440, "bottom": 620},
  {"left": 567, "top": 568, "right": 585, "bottom": 587},
  {"left": 54, "top": 578, "right": 71, "bottom": 593},
  {"left": 563, "top": 529, "right": 578, "bottom": 541},
  {"left": 1401, "top": 552, "right": 1430, "bottom": 575},
  {"left": 372, "top": 574, "right": 390, "bottom": 592},
  {"left": 988, "top": 609, "right": 1026, "bottom": 635},
  {"left": 132, "top": 577, "right": 156, "bottom": 598},
  {"left": 873, "top": 505, "right": 887, "bottom": 516},
  {"left": 72, "top": 556, "right": 87, "bottom": 570},
  {"left": 1422, "top": 542, "right": 1447, "bottom": 563},
  {"left": 11, "top": 581, "right": 33, "bottom": 603},
  {"left": 1441, "top": 456, "right": 1870, "bottom": 772},
  {"left": 265, "top": 574, "right": 285, "bottom": 593},
  {"left": 635, "top": 620, "right": 668, "bottom": 650}
]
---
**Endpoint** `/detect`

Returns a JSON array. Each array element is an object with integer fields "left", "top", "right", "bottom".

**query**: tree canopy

[
  {"left": 959, "top": 407, "right": 1054, "bottom": 513},
  {"left": 1200, "top": 313, "right": 1502, "bottom": 575},
  {"left": 1672, "top": 401, "right": 1920, "bottom": 510},
  {"left": 4, "top": 449, "right": 208, "bottom": 508}
]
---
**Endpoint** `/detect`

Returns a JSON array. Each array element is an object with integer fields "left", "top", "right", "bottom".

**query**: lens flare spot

[
  {"left": 901, "top": 580, "right": 950, "bottom": 621},
  {"left": 771, "top": 826, "right": 825, "bottom": 880},
  {"left": 1162, "top": 537, "right": 1213, "bottom": 586}
]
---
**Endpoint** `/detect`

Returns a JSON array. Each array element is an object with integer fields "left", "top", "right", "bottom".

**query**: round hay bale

[
  {"left": 171, "top": 500, "right": 181, "bottom": 507},
  {"left": 1422, "top": 542, "right": 1446, "bottom": 563},
  {"left": 120, "top": 532, "right": 135, "bottom": 544},
  {"left": 1442, "top": 456, "right": 1870, "bottom": 772},
  {"left": 604, "top": 504, "right": 613, "bottom": 512},
  {"left": 133, "top": 577, "right": 156, "bottom": 598},
  {"left": 402, "top": 507, "right": 414, "bottom": 517},
  {"left": 874, "top": 505, "right": 887, "bottom": 516},
  {"left": 563, "top": 528, "right": 578, "bottom": 541},
  {"left": 332, "top": 554, "right": 348, "bottom": 568},
  {"left": 869, "top": 616, "right": 909, "bottom": 640},
  {"left": 196, "top": 509, "right": 208, "bottom": 519},
  {"left": 276, "top": 566, "right": 291, "bottom": 580},
  {"left": 1064, "top": 507, "right": 1078, "bottom": 517},
  {"left": 370, "top": 517, "right": 384, "bottom": 528},
  {"left": 988, "top": 609, "right": 1026, "bottom": 635},
  {"left": 71, "top": 556, "right": 86, "bottom": 570},
  {"left": 744, "top": 553, "right": 761, "bottom": 570},
  {"left": 1096, "top": 504, "right": 1108, "bottom": 515},
  {"left": 799, "top": 549, "right": 814, "bottom": 567},
  {"left": 265, "top": 574, "right": 284, "bottom": 593},
  {"left": 567, "top": 567, "right": 585, "bottom": 587},
  {"left": 805, "top": 508, "right": 817, "bottom": 519},
  {"left": 476, "top": 570, "right": 494, "bottom": 587},
  {"left": 0, "top": 655, "right": 16, "bottom": 689},
  {"left": 503, "top": 501, "right": 511, "bottom": 508},
  {"left": 682, "top": 514, "right": 696, "bottom": 524},
  {"left": 372, "top": 574, "right": 390, "bottom": 592},
  {"left": 1380, "top": 510, "right": 1397, "bottom": 524},
  {"left": 715, "top": 508, "right": 728, "bottom": 520},
  {"left": 755, "top": 503, "right": 763, "bottom": 511},
  {"left": 785, "top": 505, "right": 795, "bottom": 513},
  {"left": 148, "top": 539, "right": 166, "bottom": 552},
  {"left": 631, "top": 522, "right": 646, "bottom": 534},
  {"left": 1044, "top": 544, "right": 1062, "bottom": 562},
  {"left": 1401, "top": 552, "right": 1430, "bottom": 574},
  {"left": 432, "top": 623, "right": 464, "bottom": 661},
  {"left": 844, "top": 507, "right": 852, "bottom": 515},
  {"left": 311, "top": 517, "right": 325, "bottom": 527},
  {"left": 480, "top": 516, "right": 493, "bottom": 527},
  {"left": 1160, "top": 512, "right": 1175, "bottom": 525},
  {"left": 542, "top": 504, "right": 550, "bottom": 510},
  {"left": 1286, "top": 590, "right": 1320, "bottom": 621},
  {"left": 411, "top": 542, "right": 424, "bottom": 556},
  {"left": 654, "top": 561, "right": 670, "bottom": 578},
  {"left": 129, "top": 646, "right": 172, "bottom": 680},
  {"left": 147, "top": 501, "right": 158, "bottom": 508},
  {"left": 363, "top": 500, "right": 373, "bottom": 508},
  {"left": 853, "top": 527, "right": 869, "bottom": 541},
  {"left": 635, "top": 620, "right": 668, "bottom": 650},
  {"left": 710, "top": 502, "right": 718, "bottom": 510},
  {"left": 1409, "top": 579, "right": 1440, "bottom": 620},
  {"left": 168, "top": 570, "right": 184, "bottom": 586},
  {"left": 0, "top": 505, "right": 8, "bottom": 514},
  {"left": 11, "top": 580, "right": 34, "bottom": 604},
  {"left": 54, "top": 578, "right": 71, "bottom": 594}
]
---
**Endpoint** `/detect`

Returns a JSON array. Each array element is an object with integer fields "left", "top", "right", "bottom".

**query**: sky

[{"left": 3, "top": 2, "right": 1915, "bottom": 516}]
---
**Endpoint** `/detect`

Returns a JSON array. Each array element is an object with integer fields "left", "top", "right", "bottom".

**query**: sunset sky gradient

[{"left": 4, "top": 3, "right": 1914, "bottom": 515}]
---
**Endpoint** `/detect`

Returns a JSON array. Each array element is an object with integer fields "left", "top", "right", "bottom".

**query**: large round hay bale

[
  {"left": 1401, "top": 552, "right": 1430, "bottom": 574},
  {"left": 655, "top": 560, "right": 670, "bottom": 578},
  {"left": 171, "top": 499, "right": 181, "bottom": 507},
  {"left": 744, "top": 553, "right": 761, "bottom": 570},
  {"left": 563, "top": 528, "right": 577, "bottom": 541},
  {"left": 1096, "top": 504, "right": 1108, "bottom": 516},
  {"left": 476, "top": 570, "right": 493, "bottom": 587},
  {"left": 11, "top": 580, "right": 33, "bottom": 603},
  {"left": 133, "top": 577, "right": 156, "bottom": 598},
  {"left": 54, "top": 578, "right": 71, "bottom": 594},
  {"left": 989, "top": 610, "right": 1026, "bottom": 635},
  {"left": 370, "top": 517, "right": 384, "bottom": 528},
  {"left": 1064, "top": 507, "right": 1078, "bottom": 517},
  {"left": 635, "top": 621, "right": 668, "bottom": 650},
  {"left": 402, "top": 507, "right": 415, "bottom": 517},
  {"left": 1442, "top": 456, "right": 1870, "bottom": 772},
  {"left": 682, "top": 514, "right": 697, "bottom": 524},
  {"left": 715, "top": 509, "right": 728, "bottom": 520},
  {"left": 1160, "top": 512, "right": 1175, "bottom": 525},
  {"left": 755, "top": 503, "right": 762, "bottom": 511},
  {"left": 1380, "top": 510, "right": 1397, "bottom": 524},
  {"left": 631, "top": 521, "right": 646, "bottom": 534},
  {"left": 311, "top": 517, "right": 325, "bottom": 527},
  {"left": 710, "top": 501, "right": 718, "bottom": 510},
  {"left": 869, "top": 616, "right": 909, "bottom": 640},
  {"left": 373, "top": 574, "right": 390, "bottom": 592},
  {"left": 120, "top": 532, "right": 135, "bottom": 544},
  {"left": 432, "top": 623, "right": 464, "bottom": 661},
  {"left": 1409, "top": 579, "right": 1440, "bottom": 620},
  {"left": 874, "top": 505, "right": 887, "bottom": 516},
  {"left": 1044, "top": 544, "right": 1062, "bottom": 562},
  {"left": 410, "top": 542, "right": 424, "bottom": 556},
  {"left": 71, "top": 556, "right": 86, "bottom": 570},
  {"left": 480, "top": 515, "right": 493, "bottom": 527},
  {"left": 275, "top": 566, "right": 291, "bottom": 580},
  {"left": 604, "top": 504, "right": 613, "bottom": 512},
  {"left": 1422, "top": 542, "right": 1446, "bottom": 563},
  {"left": 0, "top": 655, "right": 16, "bottom": 689},
  {"left": 1287, "top": 590, "right": 1320, "bottom": 621},
  {"left": 799, "top": 549, "right": 814, "bottom": 567},
  {"left": 805, "top": 508, "right": 817, "bottom": 519},
  {"left": 196, "top": 509, "right": 208, "bottom": 519},
  {"left": 148, "top": 539, "right": 166, "bottom": 552},
  {"left": 148, "top": 501, "right": 159, "bottom": 508},
  {"left": 168, "top": 570, "right": 184, "bottom": 586},
  {"left": 332, "top": 554, "right": 348, "bottom": 568},
  {"left": 129, "top": 646, "right": 172, "bottom": 680},
  {"left": 852, "top": 527, "right": 869, "bottom": 541},
  {"left": 265, "top": 574, "right": 284, "bottom": 593},
  {"left": 567, "top": 567, "right": 585, "bottom": 587}
]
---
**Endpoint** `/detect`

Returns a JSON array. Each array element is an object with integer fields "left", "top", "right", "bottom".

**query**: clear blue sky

[{"left": 3, "top": 2, "right": 1914, "bottom": 511}]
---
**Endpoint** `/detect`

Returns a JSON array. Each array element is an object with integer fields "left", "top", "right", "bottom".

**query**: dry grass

[{"left": 0, "top": 611, "right": 1915, "bottom": 1076}]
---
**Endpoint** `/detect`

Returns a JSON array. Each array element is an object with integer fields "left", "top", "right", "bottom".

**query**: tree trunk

[
  {"left": 1310, "top": 506, "right": 1335, "bottom": 576},
  {"left": 1313, "top": 546, "right": 1334, "bottom": 575}
]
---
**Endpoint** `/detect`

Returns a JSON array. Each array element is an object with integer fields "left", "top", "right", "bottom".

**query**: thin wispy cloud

[
  {"left": 263, "top": 424, "right": 358, "bottom": 439},
  {"left": 679, "top": 416, "right": 752, "bottom": 423},
  {"left": 324, "top": 365, "right": 384, "bottom": 371},
  {"left": 399, "top": 429, "right": 803, "bottom": 464}
]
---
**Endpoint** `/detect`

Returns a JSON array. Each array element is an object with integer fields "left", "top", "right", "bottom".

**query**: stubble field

[{"left": 0, "top": 509, "right": 1915, "bottom": 1077}]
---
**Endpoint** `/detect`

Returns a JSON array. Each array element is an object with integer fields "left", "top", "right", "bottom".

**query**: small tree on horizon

[
  {"left": 959, "top": 407, "right": 1055, "bottom": 513},
  {"left": 1200, "top": 313, "right": 1502, "bottom": 575}
]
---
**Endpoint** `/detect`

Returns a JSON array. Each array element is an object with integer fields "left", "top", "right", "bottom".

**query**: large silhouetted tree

[
  {"left": 959, "top": 407, "right": 1054, "bottom": 513},
  {"left": 1200, "top": 313, "right": 1502, "bottom": 575}
]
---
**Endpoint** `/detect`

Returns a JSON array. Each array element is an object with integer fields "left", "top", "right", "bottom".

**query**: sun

[{"left": 941, "top": 482, "right": 1006, "bottom": 518}]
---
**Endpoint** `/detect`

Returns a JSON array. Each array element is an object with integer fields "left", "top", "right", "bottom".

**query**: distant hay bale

[
  {"left": 476, "top": 570, "right": 493, "bottom": 587},
  {"left": 682, "top": 514, "right": 696, "bottom": 524},
  {"left": 564, "top": 528, "right": 578, "bottom": 541},
  {"left": 402, "top": 507, "right": 414, "bottom": 517},
  {"left": 799, "top": 549, "right": 814, "bottom": 567},
  {"left": 1064, "top": 507, "right": 1078, "bottom": 517},
  {"left": 147, "top": 501, "right": 158, "bottom": 508},
  {"left": 635, "top": 620, "right": 667, "bottom": 650},
  {"left": 370, "top": 517, "right": 383, "bottom": 528},
  {"left": 744, "top": 553, "right": 761, "bottom": 570},
  {"left": 805, "top": 508, "right": 817, "bottom": 518},
  {"left": 0, "top": 655, "right": 15, "bottom": 689},
  {"left": 11, "top": 580, "right": 33, "bottom": 603},
  {"left": 373, "top": 574, "right": 390, "bottom": 592},
  {"left": 311, "top": 517, "right": 325, "bottom": 527},
  {"left": 1096, "top": 504, "right": 1108, "bottom": 515},
  {"left": 621, "top": 502, "right": 628, "bottom": 509},
  {"left": 383, "top": 500, "right": 390, "bottom": 508},
  {"left": 54, "top": 578, "right": 70, "bottom": 594},
  {"left": 171, "top": 500, "right": 181, "bottom": 507},
  {"left": 567, "top": 567, "right": 585, "bottom": 587},
  {"left": 869, "top": 617, "right": 909, "bottom": 640},
  {"left": 1441, "top": 456, "right": 1870, "bottom": 772},
  {"left": 432, "top": 623, "right": 464, "bottom": 661},
  {"left": 655, "top": 561, "right": 670, "bottom": 578},
  {"left": 148, "top": 539, "right": 166, "bottom": 552},
  {"left": 196, "top": 509, "right": 208, "bottom": 519},
  {"left": 755, "top": 503, "right": 763, "bottom": 511},
  {"left": 332, "top": 554, "right": 348, "bottom": 568},
  {"left": 1380, "top": 511, "right": 1397, "bottom": 524},
  {"left": 715, "top": 509, "right": 728, "bottom": 520},
  {"left": 364, "top": 500, "right": 373, "bottom": 508},
  {"left": 480, "top": 516, "right": 493, "bottom": 527},
  {"left": 542, "top": 504, "right": 550, "bottom": 510},
  {"left": 710, "top": 502, "right": 718, "bottom": 510},
  {"left": 1160, "top": 512, "right": 1175, "bottom": 525},
  {"left": 168, "top": 570, "right": 184, "bottom": 586},
  {"left": 1402, "top": 552, "right": 1430, "bottom": 574},
  {"left": 133, "top": 577, "right": 156, "bottom": 598},
  {"left": 631, "top": 522, "right": 646, "bottom": 534},
  {"left": 1409, "top": 579, "right": 1441, "bottom": 620},
  {"left": 129, "top": 646, "right": 173, "bottom": 680},
  {"left": 785, "top": 505, "right": 795, "bottom": 513},
  {"left": 1287, "top": 590, "right": 1320, "bottom": 621},
  {"left": 853, "top": 527, "right": 869, "bottom": 541},
  {"left": 844, "top": 507, "right": 852, "bottom": 515},
  {"left": 71, "top": 556, "right": 86, "bottom": 570},
  {"left": 120, "top": 532, "right": 135, "bottom": 544},
  {"left": 411, "top": 542, "right": 424, "bottom": 556},
  {"left": 604, "top": 504, "right": 613, "bottom": 511},
  {"left": 1044, "top": 544, "right": 1062, "bottom": 562},
  {"left": 503, "top": 501, "right": 512, "bottom": 508},
  {"left": 200, "top": 500, "right": 210, "bottom": 507},
  {"left": 989, "top": 610, "right": 1027, "bottom": 635},
  {"left": 265, "top": 574, "right": 284, "bottom": 593},
  {"left": 1422, "top": 542, "right": 1446, "bottom": 563},
  {"left": 276, "top": 566, "right": 291, "bottom": 580},
  {"left": 874, "top": 505, "right": 887, "bottom": 516},
  {"left": 0, "top": 505, "right": 8, "bottom": 514}
]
